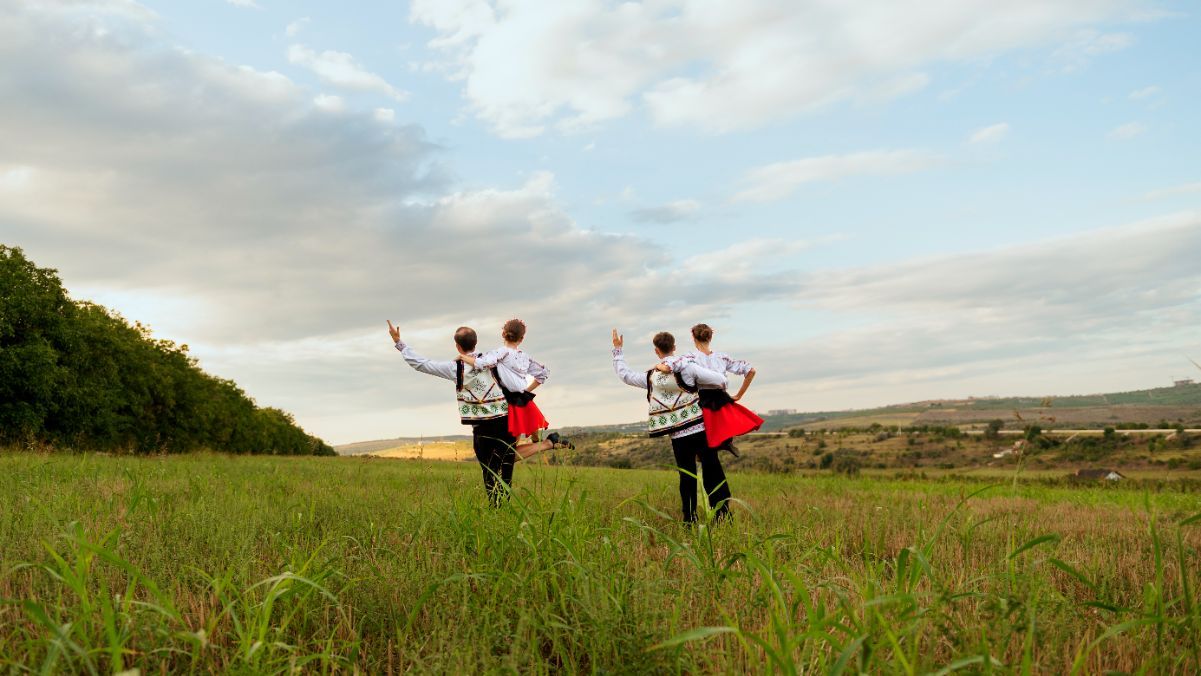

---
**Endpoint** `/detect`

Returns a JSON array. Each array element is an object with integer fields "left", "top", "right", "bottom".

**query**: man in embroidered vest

[
  {"left": 610, "top": 328, "right": 734, "bottom": 523},
  {"left": 387, "top": 321, "right": 517, "bottom": 505}
]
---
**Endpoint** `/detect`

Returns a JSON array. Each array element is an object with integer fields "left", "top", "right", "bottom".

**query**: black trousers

[
  {"left": 471, "top": 416, "right": 516, "bottom": 506},
  {"left": 670, "top": 431, "right": 732, "bottom": 522}
]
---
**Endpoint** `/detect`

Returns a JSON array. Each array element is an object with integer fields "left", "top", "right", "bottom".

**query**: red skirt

[
  {"left": 703, "top": 402, "right": 763, "bottom": 448},
  {"left": 508, "top": 400, "right": 549, "bottom": 438}
]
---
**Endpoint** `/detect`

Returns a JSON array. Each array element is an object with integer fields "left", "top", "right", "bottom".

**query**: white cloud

[
  {"left": 969, "top": 122, "right": 1010, "bottom": 144},
  {"left": 226, "top": 0, "right": 261, "bottom": 8},
  {"left": 1049, "top": 29, "right": 1133, "bottom": 73},
  {"left": 285, "top": 17, "right": 310, "bottom": 37},
  {"left": 373, "top": 107, "right": 395, "bottom": 122},
  {"left": 287, "top": 44, "right": 408, "bottom": 101},
  {"left": 410, "top": 0, "right": 1156, "bottom": 137},
  {"left": 1107, "top": 121, "right": 1147, "bottom": 140},
  {"left": 1129, "top": 85, "right": 1160, "bottom": 100},
  {"left": 313, "top": 93, "right": 345, "bottom": 112},
  {"left": 756, "top": 212, "right": 1201, "bottom": 403},
  {"left": 0, "top": 166, "right": 34, "bottom": 191},
  {"left": 629, "top": 199, "right": 701, "bottom": 224},
  {"left": 733, "top": 150, "right": 943, "bottom": 203},
  {"left": 1142, "top": 181, "right": 1201, "bottom": 200},
  {"left": 680, "top": 238, "right": 810, "bottom": 277}
]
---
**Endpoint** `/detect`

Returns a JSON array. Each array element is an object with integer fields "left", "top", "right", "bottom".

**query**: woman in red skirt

[
  {"left": 656, "top": 323, "right": 762, "bottom": 454},
  {"left": 458, "top": 318, "right": 573, "bottom": 458}
]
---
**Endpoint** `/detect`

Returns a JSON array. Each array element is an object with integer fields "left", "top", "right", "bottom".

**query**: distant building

[
  {"left": 1074, "top": 468, "right": 1124, "bottom": 481},
  {"left": 1175, "top": 378, "right": 1196, "bottom": 387},
  {"left": 767, "top": 409, "right": 797, "bottom": 416}
]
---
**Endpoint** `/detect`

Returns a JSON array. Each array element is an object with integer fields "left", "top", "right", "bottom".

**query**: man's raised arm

[
  {"left": 611, "top": 329, "right": 648, "bottom": 389},
  {"left": 388, "top": 320, "right": 457, "bottom": 381}
]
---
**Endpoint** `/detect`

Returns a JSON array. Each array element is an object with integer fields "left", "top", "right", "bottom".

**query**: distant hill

[
  {"left": 759, "top": 382, "right": 1201, "bottom": 431},
  {"left": 340, "top": 382, "right": 1201, "bottom": 452}
]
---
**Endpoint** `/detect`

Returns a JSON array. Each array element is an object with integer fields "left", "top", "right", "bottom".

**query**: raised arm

[
  {"left": 388, "top": 321, "right": 456, "bottom": 381},
  {"left": 611, "top": 329, "right": 648, "bottom": 389}
]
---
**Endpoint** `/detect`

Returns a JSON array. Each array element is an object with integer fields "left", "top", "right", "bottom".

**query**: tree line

[{"left": 0, "top": 245, "right": 334, "bottom": 455}]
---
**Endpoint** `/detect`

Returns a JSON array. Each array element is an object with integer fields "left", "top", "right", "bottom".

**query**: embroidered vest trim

[
  {"left": 456, "top": 359, "right": 508, "bottom": 424},
  {"left": 645, "top": 369, "right": 702, "bottom": 437}
]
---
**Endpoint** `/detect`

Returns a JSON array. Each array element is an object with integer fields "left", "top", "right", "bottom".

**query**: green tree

[
  {"left": 984, "top": 419, "right": 1004, "bottom": 440},
  {"left": 0, "top": 245, "right": 331, "bottom": 455}
]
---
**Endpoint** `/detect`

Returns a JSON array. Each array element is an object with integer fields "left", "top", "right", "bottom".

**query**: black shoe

[
  {"left": 547, "top": 432, "right": 575, "bottom": 450},
  {"left": 721, "top": 439, "right": 739, "bottom": 457}
]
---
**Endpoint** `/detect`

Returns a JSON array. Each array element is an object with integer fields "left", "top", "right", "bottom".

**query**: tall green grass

[{"left": 0, "top": 452, "right": 1197, "bottom": 673}]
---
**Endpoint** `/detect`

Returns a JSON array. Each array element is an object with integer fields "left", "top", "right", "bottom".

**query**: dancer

[
  {"left": 655, "top": 323, "right": 762, "bottom": 454},
  {"left": 388, "top": 321, "right": 569, "bottom": 505},
  {"left": 458, "top": 318, "right": 573, "bottom": 453},
  {"left": 611, "top": 328, "right": 734, "bottom": 523}
]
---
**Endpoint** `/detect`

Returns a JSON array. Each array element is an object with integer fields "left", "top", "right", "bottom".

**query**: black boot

[{"left": 720, "top": 438, "right": 739, "bottom": 457}]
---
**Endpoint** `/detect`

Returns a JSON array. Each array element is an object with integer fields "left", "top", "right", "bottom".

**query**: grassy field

[{"left": 1, "top": 452, "right": 1199, "bottom": 674}]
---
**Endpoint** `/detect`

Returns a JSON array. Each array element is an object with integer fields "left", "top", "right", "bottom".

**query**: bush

[
  {"left": 607, "top": 456, "right": 633, "bottom": 469},
  {"left": 832, "top": 453, "right": 862, "bottom": 476},
  {"left": 984, "top": 419, "right": 1004, "bottom": 439}
]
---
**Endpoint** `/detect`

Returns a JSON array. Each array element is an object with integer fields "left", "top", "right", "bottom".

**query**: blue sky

[{"left": 1, "top": 1, "right": 1199, "bottom": 443}]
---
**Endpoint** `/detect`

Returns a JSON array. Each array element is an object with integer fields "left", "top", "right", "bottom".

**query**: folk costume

[
  {"left": 666, "top": 352, "right": 763, "bottom": 451},
  {"left": 395, "top": 340, "right": 515, "bottom": 504},
  {"left": 471, "top": 347, "right": 550, "bottom": 438},
  {"left": 612, "top": 347, "right": 733, "bottom": 522}
]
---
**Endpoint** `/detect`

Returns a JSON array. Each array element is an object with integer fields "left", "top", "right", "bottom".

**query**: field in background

[
  {"left": 564, "top": 425, "right": 1201, "bottom": 478},
  {"left": 1, "top": 452, "right": 1199, "bottom": 673},
  {"left": 368, "top": 440, "right": 474, "bottom": 461}
]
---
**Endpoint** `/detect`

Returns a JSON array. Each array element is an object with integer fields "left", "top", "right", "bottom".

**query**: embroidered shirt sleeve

[
  {"left": 663, "top": 354, "right": 694, "bottom": 373},
  {"left": 722, "top": 353, "right": 754, "bottom": 376},
  {"left": 473, "top": 347, "right": 506, "bottom": 369},
  {"left": 395, "top": 341, "right": 457, "bottom": 381},
  {"left": 526, "top": 356, "right": 550, "bottom": 383},
  {"left": 680, "top": 362, "right": 728, "bottom": 390},
  {"left": 612, "top": 348, "right": 647, "bottom": 389}
]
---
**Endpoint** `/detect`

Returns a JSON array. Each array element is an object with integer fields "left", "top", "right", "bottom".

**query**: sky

[{"left": 1, "top": 0, "right": 1199, "bottom": 445}]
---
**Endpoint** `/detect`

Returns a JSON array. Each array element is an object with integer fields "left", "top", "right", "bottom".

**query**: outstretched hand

[
  {"left": 611, "top": 329, "right": 623, "bottom": 349},
  {"left": 387, "top": 320, "right": 400, "bottom": 343}
]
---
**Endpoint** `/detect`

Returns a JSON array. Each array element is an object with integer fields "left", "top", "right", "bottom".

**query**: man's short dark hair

[
  {"left": 652, "top": 331, "right": 675, "bottom": 354},
  {"left": 454, "top": 326, "right": 478, "bottom": 352}
]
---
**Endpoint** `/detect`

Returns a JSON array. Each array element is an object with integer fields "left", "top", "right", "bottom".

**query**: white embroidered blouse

[{"left": 473, "top": 346, "right": 549, "bottom": 394}]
